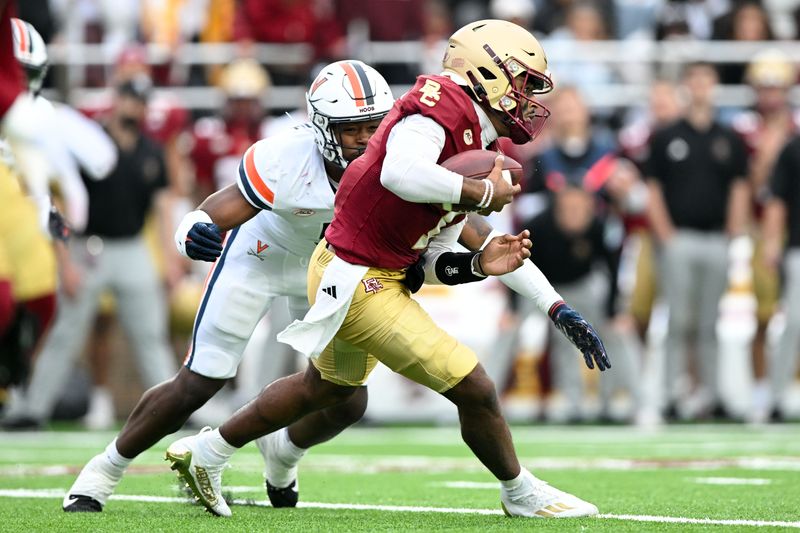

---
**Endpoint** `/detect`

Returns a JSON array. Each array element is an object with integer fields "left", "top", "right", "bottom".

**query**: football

[
  {"left": 441, "top": 150, "right": 523, "bottom": 185},
  {"left": 439, "top": 150, "right": 523, "bottom": 212}
]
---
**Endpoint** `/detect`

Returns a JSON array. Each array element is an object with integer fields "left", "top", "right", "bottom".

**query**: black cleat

[
  {"left": 1, "top": 415, "right": 43, "bottom": 431},
  {"left": 63, "top": 494, "right": 102, "bottom": 512},
  {"left": 266, "top": 479, "right": 298, "bottom": 508}
]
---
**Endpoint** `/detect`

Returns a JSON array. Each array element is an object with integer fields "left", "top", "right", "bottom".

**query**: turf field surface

[{"left": 0, "top": 424, "right": 798, "bottom": 531}]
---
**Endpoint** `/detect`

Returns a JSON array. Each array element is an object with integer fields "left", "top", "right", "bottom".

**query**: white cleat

[
  {"left": 501, "top": 470, "right": 598, "bottom": 518},
  {"left": 165, "top": 428, "right": 231, "bottom": 517},
  {"left": 62, "top": 453, "right": 123, "bottom": 512}
]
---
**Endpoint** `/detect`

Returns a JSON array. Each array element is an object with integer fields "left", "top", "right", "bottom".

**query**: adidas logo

[{"left": 322, "top": 286, "right": 337, "bottom": 299}]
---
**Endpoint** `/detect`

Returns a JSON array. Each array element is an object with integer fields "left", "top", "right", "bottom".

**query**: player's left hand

[
  {"left": 479, "top": 229, "right": 532, "bottom": 276},
  {"left": 184, "top": 223, "right": 223, "bottom": 262},
  {"left": 549, "top": 301, "right": 611, "bottom": 371}
]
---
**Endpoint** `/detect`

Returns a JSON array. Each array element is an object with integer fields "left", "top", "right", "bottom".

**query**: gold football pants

[{"left": 308, "top": 240, "right": 478, "bottom": 393}]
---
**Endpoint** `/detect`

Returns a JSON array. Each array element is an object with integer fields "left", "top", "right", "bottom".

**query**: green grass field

[{"left": 1, "top": 424, "right": 799, "bottom": 531}]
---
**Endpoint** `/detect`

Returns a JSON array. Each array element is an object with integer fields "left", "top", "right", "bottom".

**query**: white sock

[
  {"left": 279, "top": 428, "right": 307, "bottom": 464},
  {"left": 500, "top": 469, "right": 526, "bottom": 492},
  {"left": 201, "top": 428, "right": 238, "bottom": 462},
  {"left": 105, "top": 439, "right": 132, "bottom": 470},
  {"left": 500, "top": 468, "right": 537, "bottom": 492}
]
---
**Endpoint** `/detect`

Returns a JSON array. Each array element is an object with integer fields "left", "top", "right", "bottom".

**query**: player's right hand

[
  {"left": 184, "top": 223, "right": 223, "bottom": 262},
  {"left": 485, "top": 155, "right": 521, "bottom": 213}
]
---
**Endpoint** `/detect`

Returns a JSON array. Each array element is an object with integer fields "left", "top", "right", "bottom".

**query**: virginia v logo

[
  {"left": 321, "top": 286, "right": 337, "bottom": 299},
  {"left": 247, "top": 240, "right": 269, "bottom": 261}
]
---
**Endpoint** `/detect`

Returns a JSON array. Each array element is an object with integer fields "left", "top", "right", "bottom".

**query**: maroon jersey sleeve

[
  {"left": 0, "top": 3, "right": 25, "bottom": 117},
  {"left": 326, "top": 75, "right": 481, "bottom": 269}
]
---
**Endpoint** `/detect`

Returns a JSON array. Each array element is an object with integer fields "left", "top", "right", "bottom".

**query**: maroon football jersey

[
  {"left": 326, "top": 75, "right": 482, "bottom": 269},
  {"left": 0, "top": 3, "right": 24, "bottom": 117}
]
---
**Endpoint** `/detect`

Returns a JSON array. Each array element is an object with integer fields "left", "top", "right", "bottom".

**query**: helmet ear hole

[{"left": 478, "top": 67, "right": 497, "bottom": 81}]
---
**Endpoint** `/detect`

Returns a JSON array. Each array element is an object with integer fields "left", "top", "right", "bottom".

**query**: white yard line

[
  {"left": 689, "top": 477, "right": 773, "bottom": 486},
  {"left": 435, "top": 481, "right": 499, "bottom": 489},
  {"left": 3, "top": 455, "right": 800, "bottom": 478},
  {"left": 0, "top": 488, "right": 797, "bottom": 528}
]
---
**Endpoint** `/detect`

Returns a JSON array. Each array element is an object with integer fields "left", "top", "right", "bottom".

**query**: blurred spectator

[
  {"left": 533, "top": 0, "right": 615, "bottom": 37},
  {"left": 645, "top": 62, "right": 750, "bottom": 419},
  {"left": 189, "top": 58, "right": 271, "bottom": 199},
  {"left": 714, "top": 1, "right": 775, "bottom": 84},
  {"left": 234, "top": 0, "right": 344, "bottom": 62},
  {"left": 528, "top": 87, "right": 617, "bottom": 193},
  {"left": 547, "top": 2, "right": 619, "bottom": 98},
  {"left": 655, "top": 0, "right": 731, "bottom": 40},
  {"left": 762, "top": 133, "right": 800, "bottom": 421},
  {"left": 614, "top": 0, "right": 661, "bottom": 39},
  {"left": 338, "top": 0, "right": 426, "bottom": 82},
  {"left": 1, "top": 77, "right": 178, "bottom": 430},
  {"left": 79, "top": 46, "right": 192, "bottom": 199},
  {"left": 490, "top": 0, "right": 536, "bottom": 29},
  {"left": 618, "top": 80, "right": 683, "bottom": 337},
  {"left": 419, "top": 0, "right": 453, "bottom": 76},
  {"left": 49, "top": 0, "right": 139, "bottom": 58},
  {"left": 520, "top": 186, "right": 639, "bottom": 421},
  {"left": 732, "top": 50, "right": 798, "bottom": 412},
  {"left": 620, "top": 80, "right": 684, "bottom": 167}
]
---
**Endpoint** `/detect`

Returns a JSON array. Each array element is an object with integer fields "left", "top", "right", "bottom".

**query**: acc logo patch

[
  {"left": 362, "top": 278, "right": 384, "bottom": 294},
  {"left": 293, "top": 208, "right": 316, "bottom": 217}
]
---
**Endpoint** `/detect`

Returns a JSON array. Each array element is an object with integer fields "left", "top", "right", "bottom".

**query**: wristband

[
  {"left": 483, "top": 179, "right": 494, "bottom": 209},
  {"left": 476, "top": 178, "right": 494, "bottom": 209},
  {"left": 175, "top": 209, "right": 213, "bottom": 257},
  {"left": 434, "top": 251, "right": 487, "bottom": 285}
]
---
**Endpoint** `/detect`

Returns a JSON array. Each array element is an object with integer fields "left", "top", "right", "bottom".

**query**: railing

[{"left": 44, "top": 40, "right": 800, "bottom": 111}]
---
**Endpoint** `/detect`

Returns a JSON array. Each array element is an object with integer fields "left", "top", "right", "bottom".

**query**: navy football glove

[
  {"left": 185, "top": 223, "right": 223, "bottom": 262},
  {"left": 48, "top": 205, "right": 71, "bottom": 242},
  {"left": 548, "top": 301, "right": 611, "bottom": 371}
]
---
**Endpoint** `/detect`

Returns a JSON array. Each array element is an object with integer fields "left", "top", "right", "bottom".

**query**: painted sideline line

[{"left": 1, "top": 489, "right": 798, "bottom": 528}]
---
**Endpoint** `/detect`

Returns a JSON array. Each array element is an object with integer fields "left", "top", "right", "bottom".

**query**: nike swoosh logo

[{"left": 64, "top": 496, "right": 78, "bottom": 507}]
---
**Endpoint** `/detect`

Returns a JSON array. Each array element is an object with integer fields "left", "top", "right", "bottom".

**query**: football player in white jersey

[{"left": 62, "top": 60, "right": 394, "bottom": 513}]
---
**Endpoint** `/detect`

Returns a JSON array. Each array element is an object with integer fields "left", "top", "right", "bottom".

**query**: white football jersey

[{"left": 236, "top": 124, "right": 335, "bottom": 258}]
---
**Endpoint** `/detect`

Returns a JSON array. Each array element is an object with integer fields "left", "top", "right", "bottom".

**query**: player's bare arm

[
  {"left": 197, "top": 183, "right": 259, "bottom": 231},
  {"left": 173, "top": 184, "right": 258, "bottom": 262}
]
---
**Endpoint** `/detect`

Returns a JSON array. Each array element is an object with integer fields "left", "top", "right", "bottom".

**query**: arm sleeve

[
  {"left": 236, "top": 140, "right": 276, "bottom": 211},
  {"left": 55, "top": 103, "right": 117, "bottom": 180},
  {"left": 380, "top": 114, "right": 463, "bottom": 204},
  {"left": 422, "top": 219, "right": 467, "bottom": 285},
  {"left": 481, "top": 228, "right": 563, "bottom": 313}
]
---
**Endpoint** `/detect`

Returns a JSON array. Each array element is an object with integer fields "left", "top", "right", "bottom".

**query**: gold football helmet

[
  {"left": 443, "top": 19, "right": 554, "bottom": 144},
  {"left": 745, "top": 49, "right": 796, "bottom": 88},
  {"left": 218, "top": 58, "right": 271, "bottom": 99}
]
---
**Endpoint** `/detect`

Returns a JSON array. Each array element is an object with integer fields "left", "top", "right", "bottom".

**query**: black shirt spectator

[
  {"left": 83, "top": 133, "right": 167, "bottom": 238},
  {"left": 769, "top": 135, "right": 800, "bottom": 249},
  {"left": 521, "top": 197, "right": 620, "bottom": 317},
  {"left": 645, "top": 118, "right": 748, "bottom": 231}
]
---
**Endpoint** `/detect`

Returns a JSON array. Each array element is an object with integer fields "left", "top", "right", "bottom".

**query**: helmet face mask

[
  {"left": 307, "top": 60, "right": 394, "bottom": 169},
  {"left": 491, "top": 55, "right": 552, "bottom": 144},
  {"left": 444, "top": 19, "right": 555, "bottom": 145}
]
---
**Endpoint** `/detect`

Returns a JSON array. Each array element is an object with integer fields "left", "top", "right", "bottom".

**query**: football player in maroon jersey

[{"left": 168, "top": 20, "right": 608, "bottom": 519}]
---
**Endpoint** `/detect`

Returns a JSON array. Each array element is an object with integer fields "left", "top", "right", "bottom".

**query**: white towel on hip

[{"left": 277, "top": 255, "right": 368, "bottom": 357}]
